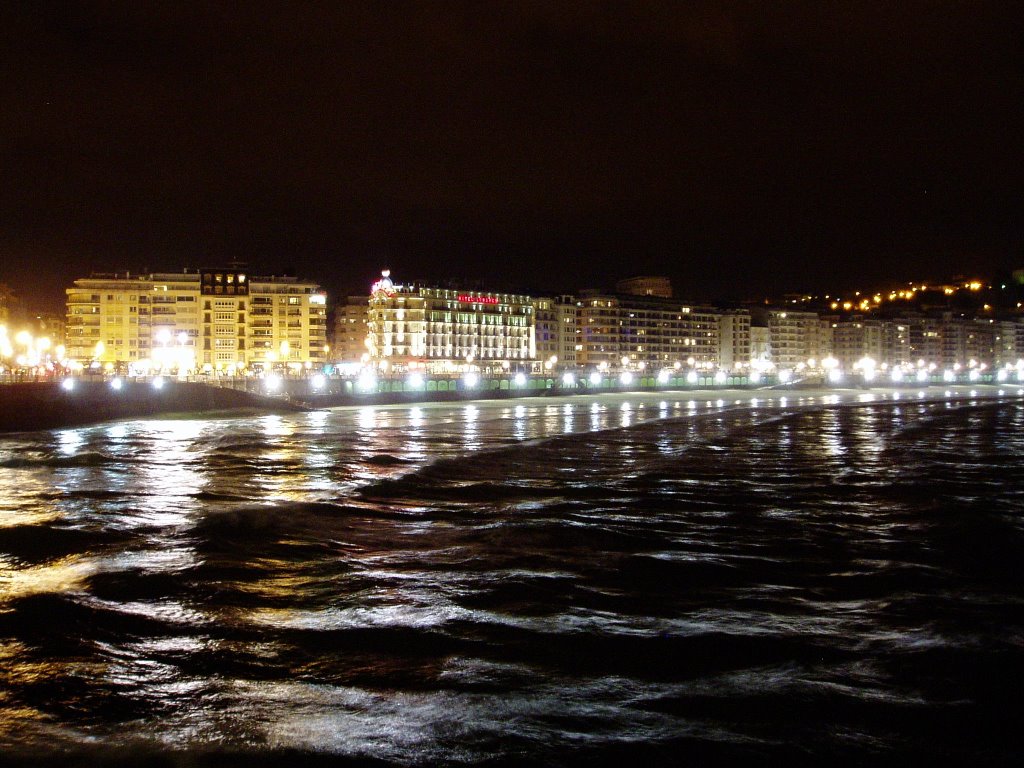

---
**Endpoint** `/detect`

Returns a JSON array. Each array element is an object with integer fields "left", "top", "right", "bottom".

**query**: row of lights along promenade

[{"left": 3, "top": 363, "right": 1015, "bottom": 425}]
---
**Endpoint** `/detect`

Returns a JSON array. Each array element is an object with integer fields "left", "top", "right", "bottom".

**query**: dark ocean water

[{"left": 1, "top": 387, "right": 1023, "bottom": 766}]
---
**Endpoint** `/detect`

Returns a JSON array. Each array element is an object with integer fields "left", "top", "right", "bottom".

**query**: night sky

[{"left": 2, "top": 1, "right": 1021, "bottom": 311}]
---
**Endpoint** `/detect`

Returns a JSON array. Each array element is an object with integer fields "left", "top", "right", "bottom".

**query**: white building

[{"left": 366, "top": 272, "right": 535, "bottom": 370}]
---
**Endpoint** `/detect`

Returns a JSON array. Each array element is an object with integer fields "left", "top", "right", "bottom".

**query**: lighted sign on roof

[{"left": 459, "top": 294, "right": 499, "bottom": 304}]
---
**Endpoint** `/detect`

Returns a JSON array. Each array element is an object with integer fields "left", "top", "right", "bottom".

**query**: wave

[{"left": 0, "top": 451, "right": 117, "bottom": 469}]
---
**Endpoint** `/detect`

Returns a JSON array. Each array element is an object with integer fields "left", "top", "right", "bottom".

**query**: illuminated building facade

[
  {"left": 758, "top": 309, "right": 825, "bottom": 370},
  {"left": 829, "top": 317, "right": 884, "bottom": 372},
  {"left": 575, "top": 291, "right": 724, "bottom": 369},
  {"left": 66, "top": 271, "right": 200, "bottom": 371},
  {"left": 334, "top": 296, "right": 370, "bottom": 363},
  {"left": 65, "top": 270, "right": 326, "bottom": 373},
  {"left": 719, "top": 310, "right": 752, "bottom": 371},
  {"left": 366, "top": 272, "right": 535, "bottom": 369},
  {"left": 246, "top": 275, "right": 327, "bottom": 372}
]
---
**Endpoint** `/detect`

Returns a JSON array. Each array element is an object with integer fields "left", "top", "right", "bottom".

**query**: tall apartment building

[
  {"left": 555, "top": 296, "right": 580, "bottom": 366},
  {"left": 66, "top": 271, "right": 201, "bottom": 370},
  {"left": 334, "top": 295, "right": 370, "bottom": 363},
  {"left": 247, "top": 274, "right": 327, "bottom": 371},
  {"left": 756, "top": 309, "right": 824, "bottom": 370},
  {"left": 718, "top": 310, "right": 752, "bottom": 371},
  {"left": 992, "top": 320, "right": 1022, "bottom": 368},
  {"left": 533, "top": 297, "right": 560, "bottom": 364},
  {"left": 65, "top": 269, "right": 326, "bottom": 372},
  {"left": 750, "top": 325, "right": 770, "bottom": 369},
  {"left": 829, "top": 317, "right": 884, "bottom": 371},
  {"left": 576, "top": 291, "right": 723, "bottom": 369},
  {"left": 366, "top": 272, "right": 535, "bottom": 369}
]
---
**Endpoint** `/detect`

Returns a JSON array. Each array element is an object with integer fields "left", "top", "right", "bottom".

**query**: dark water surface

[{"left": 2, "top": 387, "right": 1023, "bottom": 765}]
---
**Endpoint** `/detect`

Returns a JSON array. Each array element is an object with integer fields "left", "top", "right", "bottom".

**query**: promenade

[{"left": 0, "top": 365, "right": 1007, "bottom": 433}]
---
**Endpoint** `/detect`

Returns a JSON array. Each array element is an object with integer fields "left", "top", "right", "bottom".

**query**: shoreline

[{"left": 1, "top": 379, "right": 1019, "bottom": 434}]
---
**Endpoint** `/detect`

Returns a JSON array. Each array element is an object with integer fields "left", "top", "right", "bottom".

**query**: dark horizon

[{"left": 2, "top": 2, "right": 1022, "bottom": 312}]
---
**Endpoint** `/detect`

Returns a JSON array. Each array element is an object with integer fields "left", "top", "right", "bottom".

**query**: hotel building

[{"left": 365, "top": 272, "right": 535, "bottom": 370}]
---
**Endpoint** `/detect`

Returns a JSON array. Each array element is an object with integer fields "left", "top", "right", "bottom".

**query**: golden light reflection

[{"left": 0, "top": 555, "right": 95, "bottom": 602}]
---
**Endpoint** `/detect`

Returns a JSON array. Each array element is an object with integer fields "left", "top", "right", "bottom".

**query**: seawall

[{"left": 0, "top": 380, "right": 307, "bottom": 433}]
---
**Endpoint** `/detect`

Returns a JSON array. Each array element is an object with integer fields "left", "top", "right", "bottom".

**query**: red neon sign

[{"left": 458, "top": 294, "right": 499, "bottom": 304}]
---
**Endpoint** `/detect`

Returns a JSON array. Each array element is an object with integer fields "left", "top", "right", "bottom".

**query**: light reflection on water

[{"left": 0, "top": 387, "right": 1022, "bottom": 764}]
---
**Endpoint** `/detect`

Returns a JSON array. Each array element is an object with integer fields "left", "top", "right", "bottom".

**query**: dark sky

[{"left": 2, "top": 1, "right": 1022, "bottom": 311}]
